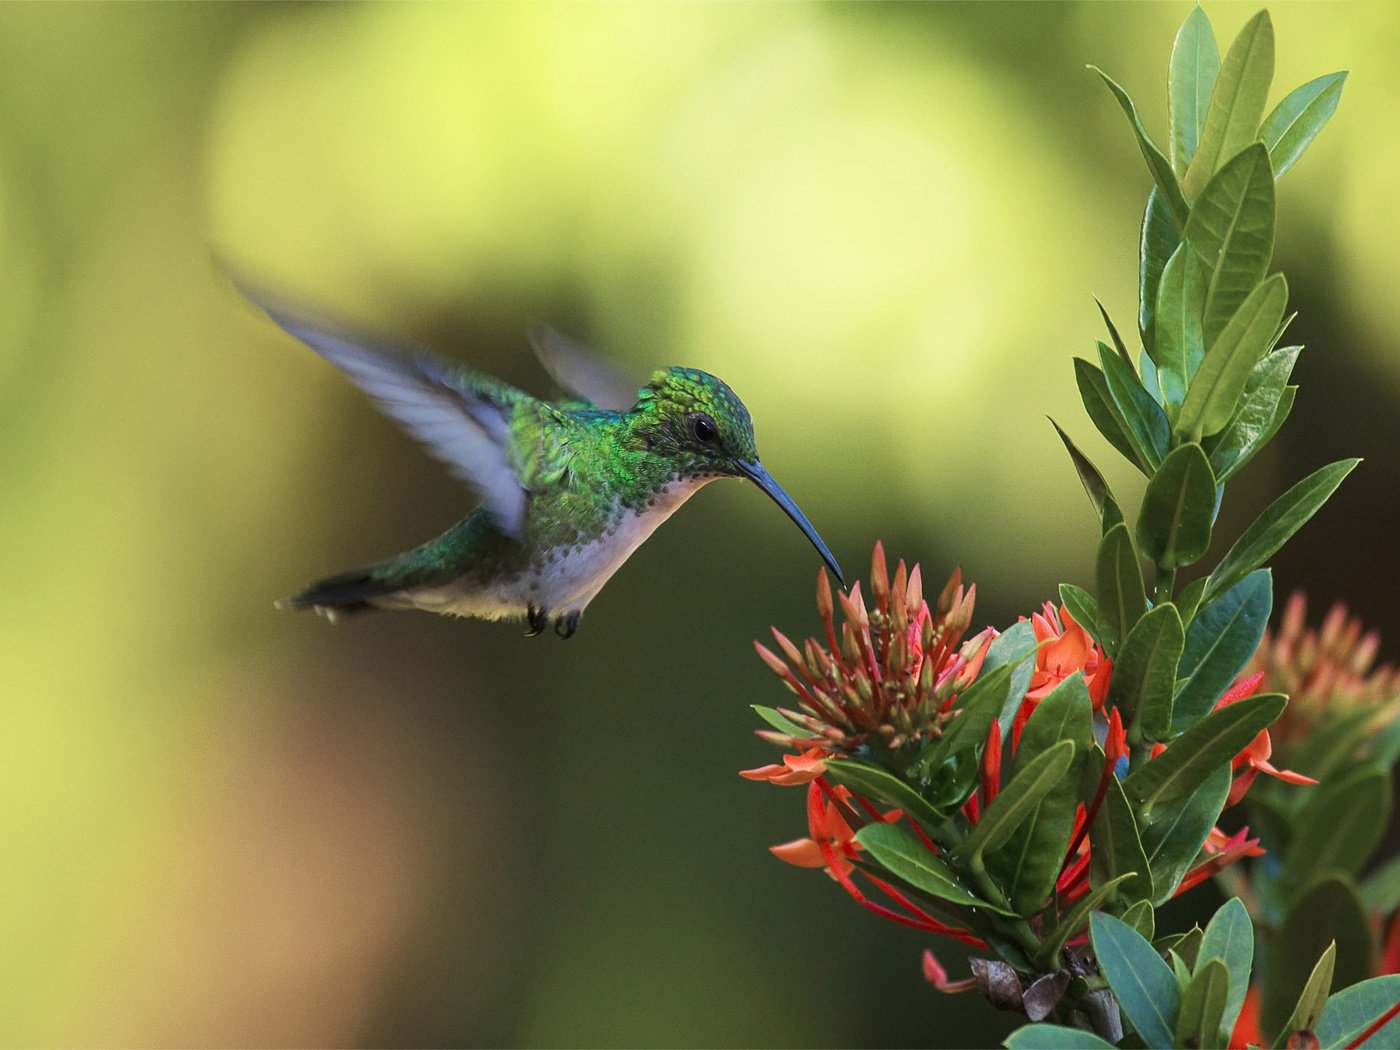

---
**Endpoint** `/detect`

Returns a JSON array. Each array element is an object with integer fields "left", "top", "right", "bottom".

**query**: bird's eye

[{"left": 691, "top": 414, "right": 718, "bottom": 443}]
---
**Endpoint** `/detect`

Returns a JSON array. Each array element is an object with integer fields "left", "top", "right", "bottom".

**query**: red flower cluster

[{"left": 746, "top": 546, "right": 1317, "bottom": 966}]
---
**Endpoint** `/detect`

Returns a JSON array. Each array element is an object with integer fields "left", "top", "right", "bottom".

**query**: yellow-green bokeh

[{"left": 2, "top": 3, "right": 1397, "bottom": 1046}]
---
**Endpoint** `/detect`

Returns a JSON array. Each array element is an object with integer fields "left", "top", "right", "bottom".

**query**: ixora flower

[{"left": 744, "top": 544, "right": 1313, "bottom": 984}]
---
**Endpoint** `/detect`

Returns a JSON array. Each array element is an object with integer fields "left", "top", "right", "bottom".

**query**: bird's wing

[
  {"left": 243, "top": 284, "right": 531, "bottom": 538},
  {"left": 527, "top": 323, "right": 639, "bottom": 412}
]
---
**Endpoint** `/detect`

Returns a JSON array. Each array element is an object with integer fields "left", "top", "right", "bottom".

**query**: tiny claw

[
  {"left": 525, "top": 604, "right": 548, "bottom": 637},
  {"left": 555, "top": 612, "right": 580, "bottom": 639}
]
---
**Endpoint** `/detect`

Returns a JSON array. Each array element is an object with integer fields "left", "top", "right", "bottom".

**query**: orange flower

[
  {"left": 739, "top": 747, "right": 828, "bottom": 786},
  {"left": 1217, "top": 672, "right": 1317, "bottom": 807},
  {"left": 1015, "top": 603, "right": 1112, "bottom": 749}
]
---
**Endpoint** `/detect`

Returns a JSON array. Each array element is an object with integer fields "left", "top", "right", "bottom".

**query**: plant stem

[{"left": 1154, "top": 565, "right": 1176, "bottom": 606}]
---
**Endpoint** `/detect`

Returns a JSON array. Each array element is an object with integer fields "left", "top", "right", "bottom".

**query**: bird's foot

[
  {"left": 525, "top": 604, "right": 549, "bottom": 637},
  {"left": 554, "top": 612, "right": 580, "bottom": 639}
]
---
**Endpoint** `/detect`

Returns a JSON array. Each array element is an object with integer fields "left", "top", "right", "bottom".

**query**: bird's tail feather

[{"left": 276, "top": 568, "right": 399, "bottom": 618}]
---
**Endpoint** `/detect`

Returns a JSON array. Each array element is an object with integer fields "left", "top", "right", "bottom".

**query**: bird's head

[{"left": 630, "top": 367, "right": 843, "bottom": 584}]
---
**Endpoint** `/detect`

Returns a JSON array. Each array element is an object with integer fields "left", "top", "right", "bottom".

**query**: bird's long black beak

[{"left": 737, "top": 460, "right": 844, "bottom": 586}]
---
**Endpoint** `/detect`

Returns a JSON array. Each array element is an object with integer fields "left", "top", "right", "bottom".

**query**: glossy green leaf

[
  {"left": 986, "top": 620, "right": 1040, "bottom": 740},
  {"left": 1182, "top": 10, "right": 1274, "bottom": 198},
  {"left": 1059, "top": 584, "right": 1113, "bottom": 652},
  {"left": 988, "top": 678, "right": 1091, "bottom": 911},
  {"left": 1169, "top": 6, "right": 1221, "bottom": 175},
  {"left": 1263, "top": 875, "right": 1374, "bottom": 1037},
  {"left": 1171, "top": 951, "right": 1194, "bottom": 991},
  {"left": 1137, "top": 443, "right": 1216, "bottom": 568},
  {"left": 1140, "top": 348, "right": 1164, "bottom": 407},
  {"left": 951, "top": 740, "right": 1077, "bottom": 863},
  {"left": 1208, "top": 346, "right": 1300, "bottom": 481},
  {"left": 1140, "top": 187, "right": 1181, "bottom": 359},
  {"left": 1185, "top": 143, "right": 1277, "bottom": 346},
  {"left": 1093, "top": 66, "right": 1190, "bottom": 230},
  {"left": 1097, "top": 298, "right": 1133, "bottom": 367},
  {"left": 853, "top": 822, "right": 1012, "bottom": 914},
  {"left": 1076, "top": 358, "right": 1150, "bottom": 473},
  {"left": 824, "top": 759, "right": 948, "bottom": 834},
  {"left": 1091, "top": 911, "right": 1180, "bottom": 1049},
  {"left": 1316, "top": 976, "right": 1400, "bottom": 1049},
  {"left": 910, "top": 661, "right": 1013, "bottom": 786},
  {"left": 1004, "top": 1024, "right": 1117, "bottom": 1050},
  {"left": 1175, "top": 576, "right": 1209, "bottom": 627},
  {"left": 1100, "top": 341, "right": 1169, "bottom": 469},
  {"left": 1174, "top": 569, "right": 1272, "bottom": 730},
  {"left": 1205, "top": 459, "right": 1360, "bottom": 603},
  {"left": 1123, "top": 899, "right": 1155, "bottom": 941},
  {"left": 1176, "top": 273, "right": 1288, "bottom": 442},
  {"left": 1039, "top": 872, "right": 1139, "bottom": 970},
  {"left": 1141, "top": 765, "right": 1229, "bottom": 904},
  {"left": 1281, "top": 766, "right": 1391, "bottom": 891},
  {"left": 1198, "top": 897, "right": 1254, "bottom": 1038},
  {"left": 1262, "top": 71, "right": 1347, "bottom": 179},
  {"left": 1051, "top": 420, "right": 1125, "bottom": 534},
  {"left": 1153, "top": 242, "right": 1207, "bottom": 413},
  {"left": 1110, "top": 603, "right": 1183, "bottom": 743},
  {"left": 1175, "top": 958, "right": 1230, "bottom": 1050},
  {"left": 1277, "top": 942, "right": 1336, "bottom": 1047},
  {"left": 1096, "top": 523, "right": 1149, "bottom": 652},
  {"left": 1091, "top": 775, "right": 1154, "bottom": 906},
  {"left": 1127, "top": 693, "right": 1284, "bottom": 818}
]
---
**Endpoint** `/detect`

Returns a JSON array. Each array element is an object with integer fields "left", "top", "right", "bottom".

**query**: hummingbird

[{"left": 245, "top": 285, "right": 843, "bottom": 637}]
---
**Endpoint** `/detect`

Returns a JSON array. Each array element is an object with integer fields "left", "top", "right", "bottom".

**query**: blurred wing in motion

[
  {"left": 240, "top": 280, "right": 530, "bottom": 537},
  {"left": 527, "top": 322, "right": 639, "bottom": 412}
]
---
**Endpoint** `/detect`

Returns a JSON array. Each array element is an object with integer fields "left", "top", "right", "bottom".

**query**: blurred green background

[{"left": 2, "top": 3, "right": 1397, "bottom": 1046}]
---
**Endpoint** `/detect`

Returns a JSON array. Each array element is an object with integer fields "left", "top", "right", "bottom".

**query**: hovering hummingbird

[{"left": 246, "top": 286, "right": 843, "bottom": 637}]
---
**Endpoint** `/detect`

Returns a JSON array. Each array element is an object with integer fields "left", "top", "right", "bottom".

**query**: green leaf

[
  {"left": 853, "top": 822, "right": 1013, "bottom": 914},
  {"left": 1169, "top": 6, "right": 1221, "bottom": 176},
  {"left": 1096, "top": 523, "right": 1149, "bottom": 653},
  {"left": 1093, "top": 66, "right": 1191, "bottom": 230},
  {"left": 1277, "top": 942, "right": 1337, "bottom": 1047},
  {"left": 1360, "top": 853, "right": 1400, "bottom": 915},
  {"left": 1175, "top": 576, "right": 1209, "bottom": 627},
  {"left": 1182, "top": 10, "right": 1274, "bottom": 198},
  {"left": 951, "top": 740, "right": 1077, "bottom": 863},
  {"left": 1039, "top": 872, "right": 1139, "bottom": 970},
  {"left": 1198, "top": 897, "right": 1254, "bottom": 1038},
  {"left": 986, "top": 620, "right": 1041, "bottom": 740},
  {"left": 1153, "top": 242, "right": 1208, "bottom": 413},
  {"left": 988, "top": 679, "right": 1090, "bottom": 911},
  {"left": 1004, "top": 1024, "right": 1117, "bottom": 1050},
  {"left": 1059, "top": 584, "right": 1113, "bottom": 651},
  {"left": 1174, "top": 569, "right": 1273, "bottom": 730},
  {"left": 1263, "top": 875, "right": 1374, "bottom": 1037},
  {"left": 824, "top": 759, "right": 948, "bottom": 834},
  {"left": 910, "top": 661, "right": 1013, "bottom": 789},
  {"left": 1262, "top": 71, "right": 1347, "bottom": 180},
  {"left": 1110, "top": 603, "right": 1184, "bottom": 743},
  {"left": 1091, "top": 911, "right": 1181, "bottom": 1049},
  {"left": 1126, "top": 693, "right": 1285, "bottom": 819},
  {"left": 1100, "top": 342, "right": 1169, "bottom": 469},
  {"left": 1205, "top": 459, "right": 1361, "bottom": 603},
  {"left": 1184, "top": 142, "right": 1277, "bottom": 346},
  {"left": 1140, "top": 188, "right": 1181, "bottom": 360},
  {"left": 1097, "top": 298, "right": 1133, "bottom": 367},
  {"left": 1175, "top": 958, "right": 1230, "bottom": 1050},
  {"left": 1207, "top": 346, "right": 1300, "bottom": 482},
  {"left": 1123, "top": 899, "right": 1155, "bottom": 941},
  {"left": 1137, "top": 444, "right": 1216, "bottom": 568},
  {"left": 1141, "top": 765, "right": 1230, "bottom": 904},
  {"left": 1281, "top": 766, "right": 1392, "bottom": 891},
  {"left": 1176, "top": 273, "right": 1288, "bottom": 442},
  {"left": 1076, "top": 358, "right": 1151, "bottom": 473},
  {"left": 1316, "top": 975, "right": 1400, "bottom": 1049},
  {"left": 751, "top": 705, "right": 809, "bottom": 737},
  {"left": 1091, "top": 775, "right": 1154, "bottom": 907},
  {"left": 1051, "top": 420, "right": 1125, "bottom": 534},
  {"left": 1289, "top": 705, "right": 1386, "bottom": 789}
]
